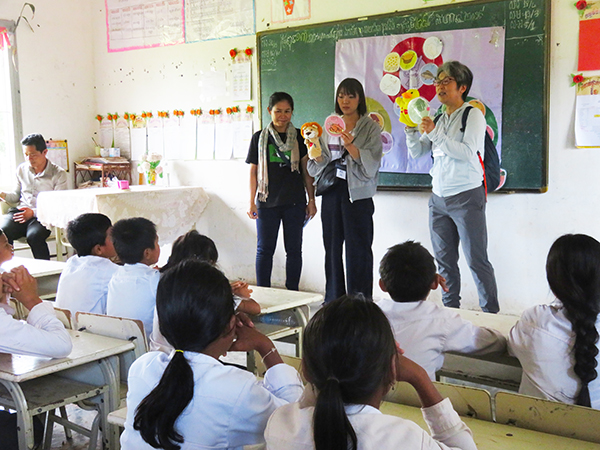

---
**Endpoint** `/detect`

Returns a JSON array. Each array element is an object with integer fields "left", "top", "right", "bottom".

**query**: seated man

[{"left": 0, "top": 133, "right": 67, "bottom": 260}]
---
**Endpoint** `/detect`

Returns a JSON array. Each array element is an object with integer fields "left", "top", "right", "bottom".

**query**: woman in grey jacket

[{"left": 308, "top": 78, "right": 382, "bottom": 302}]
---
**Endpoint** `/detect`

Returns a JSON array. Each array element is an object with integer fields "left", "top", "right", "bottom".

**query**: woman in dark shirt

[{"left": 246, "top": 92, "right": 316, "bottom": 290}]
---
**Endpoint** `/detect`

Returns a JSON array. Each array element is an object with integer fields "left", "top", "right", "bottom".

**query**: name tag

[
  {"left": 336, "top": 168, "right": 346, "bottom": 179},
  {"left": 432, "top": 148, "right": 444, "bottom": 158}
]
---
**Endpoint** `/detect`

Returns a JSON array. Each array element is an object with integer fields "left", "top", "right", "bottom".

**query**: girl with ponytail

[
  {"left": 121, "top": 259, "right": 303, "bottom": 450},
  {"left": 509, "top": 234, "right": 600, "bottom": 408},
  {"left": 265, "top": 295, "right": 477, "bottom": 450}
]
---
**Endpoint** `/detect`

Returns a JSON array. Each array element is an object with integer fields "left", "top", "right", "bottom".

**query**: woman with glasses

[{"left": 404, "top": 61, "right": 499, "bottom": 314}]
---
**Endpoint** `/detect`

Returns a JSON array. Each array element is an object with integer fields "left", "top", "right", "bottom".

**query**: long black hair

[
  {"left": 160, "top": 230, "right": 218, "bottom": 273},
  {"left": 133, "top": 259, "right": 234, "bottom": 449},
  {"left": 302, "top": 295, "right": 396, "bottom": 450},
  {"left": 546, "top": 234, "right": 600, "bottom": 407}
]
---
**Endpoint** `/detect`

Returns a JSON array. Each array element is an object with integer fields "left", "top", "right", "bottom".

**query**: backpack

[{"left": 433, "top": 106, "right": 501, "bottom": 193}]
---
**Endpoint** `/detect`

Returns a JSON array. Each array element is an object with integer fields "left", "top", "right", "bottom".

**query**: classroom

[{"left": 0, "top": 0, "right": 593, "bottom": 315}]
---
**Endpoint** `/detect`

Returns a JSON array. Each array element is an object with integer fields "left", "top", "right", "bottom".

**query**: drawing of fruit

[{"left": 284, "top": 0, "right": 294, "bottom": 15}]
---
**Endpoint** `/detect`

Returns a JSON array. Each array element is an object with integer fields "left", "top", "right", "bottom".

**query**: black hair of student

[
  {"left": 437, "top": 61, "right": 473, "bottom": 101},
  {"left": 546, "top": 234, "right": 600, "bottom": 407},
  {"left": 160, "top": 230, "right": 218, "bottom": 273},
  {"left": 303, "top": 295, "right": 396, "bottom": 450},
  {"left": 379, "top": 240, "right": 437, "bottom": 303},
  {"left": 268, "top": 92, "right": 294, "bottom": 111},
  {"left": 334, "top": 78, "right": 367, "bottom": 116},
  {"left": 111, "top": 217, "right": 157, "bottom": 264},
  {"left": 66, "top": 213, "right": 112, "bottom": 257},
  {"left": 134, "top": 259, "right": 235, "bottom": 450},
  {"left": 20, "top": 133, "right": 47, "bottom": 152}
]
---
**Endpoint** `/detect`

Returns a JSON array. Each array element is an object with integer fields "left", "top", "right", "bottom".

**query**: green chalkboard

[{"left": 258, "top": 0, "right": 549, "bottom": 192}]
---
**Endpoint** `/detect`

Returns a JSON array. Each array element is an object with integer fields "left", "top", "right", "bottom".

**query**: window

[{"left": 0, "top": 20, "right": 22, "bottom": 187}]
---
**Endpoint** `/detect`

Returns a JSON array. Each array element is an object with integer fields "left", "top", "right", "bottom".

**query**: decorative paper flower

[
  {"left": 130, "top": 113, "right": 137, "bottom": 121},
  {"left": 245, "top": 47, "right": 252, "bottom": 56},
  {"left": 158, "top": 111, "right": 169, "bottom": 118},
  {"left": 139, "top": 161, "right": 151, "bottom": 173},
  {"left": 107, "top": 113, "right": 113, "bottom": 121},
  {"left": 173, "top": 110, "right": 184, "bottom": 117},
  {"left": 226, "top": 107, "right": 233, "bottom": 114},
  {"left": 142, "top": 111, "right": 153, "bottom": 119},
  {"left": 124, "top": 112, "right": 130, "bottom": 120},
  {"left": 209, "top": 109, "right": 221, "bottom": 115},
  {"left": 96, "top": 114, "right": 103, "bottom": 122},
  {"left": 571, "top": 73, "right": 585, "bottom": 86},
  {"left": 229, "top": 48, "right": 237, "bottom": 59},
  {"left": 147, "top": 152, "right": 162, "bottom": 163},
  {"left": 155, "top": 165, "right": 164, "bottom": 175},
  {"left": 246, "top": 105, "right": 254, "bottom": 114},
  {"left": 576, "top": 0, "right": 587, "bottom": 10},
  {"left": 232, "top": 106, "right": 239, "bottom": 113},
  {"left": 191, "top": 108, "right": 202, "bottom": 116},
  {"left": 110, "top": 113, "right": 118, "bottom": 121}
]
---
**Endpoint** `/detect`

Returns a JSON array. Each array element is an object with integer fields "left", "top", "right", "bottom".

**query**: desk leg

[
  {"left": 0, "top": 380, "right": 35, "bottom": 450},
  {"left": 55, "top": 227, "right": 65, "bottom": 262},
  {"left": 98, "top": 356, "right": 120, "bottom": 450}
]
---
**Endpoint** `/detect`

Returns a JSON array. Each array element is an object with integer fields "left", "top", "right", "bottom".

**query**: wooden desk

[
  {"left": 439, "top": 309, "right": 522, "bottom": 390},
  {"left": 74, "top": 158, "right": 131, "bottom": 188},
  {"left": 0, "top": 330, "right": 134, "bottom": 449},
  {"left": 2, "top": 256, "right": 65, "bottom": 299},
  {"left": 36, "top": 185, "right": 210, "bottom": 243},
  {"left": 380, "top": 401, "right": 599, "bottom": 450}
]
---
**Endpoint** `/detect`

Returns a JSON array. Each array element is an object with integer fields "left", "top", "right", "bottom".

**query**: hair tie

[
  {"left": 175, "top": 349, "right": 184, "bottom": 354},
  {"left": 327, "top": 376, "right": 339, "bottom": 383}
]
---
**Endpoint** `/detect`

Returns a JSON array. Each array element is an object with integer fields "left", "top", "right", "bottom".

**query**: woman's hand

[
  {"left": 247, "top": 203, "right": 258, "bottom": 220},
  {"left": 419, "top": 117, "right": 435, "bottom": 135},
  {"left": 306, "top": 199, "right": 317, "bottom": 220},
  {"left": 340, "top": 130, "right": 354, "bottom": 147}
]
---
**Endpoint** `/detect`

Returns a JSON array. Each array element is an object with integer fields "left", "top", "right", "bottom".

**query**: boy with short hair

[
  {"left": 107, "top": 217, "right": 160, "bottom": 337},
  {"left": 376, "top": 240, "right": 506, "bottom": 380},
  {"left": 55, "top": 213, "right": 118, "bottom": 315}
]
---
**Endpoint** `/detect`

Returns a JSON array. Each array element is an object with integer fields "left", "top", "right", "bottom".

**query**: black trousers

[
  {"left": 0, "top": 208, "right": 51, "bottom": 260},
  {"left": 320, "top": 180, "right": 374, "bottom": 303}
]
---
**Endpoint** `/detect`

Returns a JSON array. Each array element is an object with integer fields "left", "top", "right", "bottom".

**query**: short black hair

[
  {"left": 268, "top": 92, "right": 294, "bottom": 111},
  {"left": 335, "top": 78, "right": 367, "bottom": 116},
  {"left": 160, "top": 231, "right": 218, "bottom": 273},
  {"left": 21, "top": 133, "right": 47, "bottom": 152},
  {"left": 379, "top": 241, "right": 436, "bottom": 302},
  {"left": 67, "top": 213, "right": 112, "bottom": 256},
  {"left": 111, "top": 217, "right": 157, "bottom": 264}
]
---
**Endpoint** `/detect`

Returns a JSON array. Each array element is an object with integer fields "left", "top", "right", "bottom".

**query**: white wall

[{"left": 4, "top": 0, "right": 600, "bottom": 314}]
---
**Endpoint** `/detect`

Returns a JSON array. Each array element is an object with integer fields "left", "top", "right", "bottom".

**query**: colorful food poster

[
  {"left": 185, "top": 0, "right": 254, "bottom": 42},
  {"left": 197, "top": 116, "right": 215, "bottom": 159},
  {"left": 579, "top": 17, "right": 600, "bottom": 70},
  {"left": 106, "top": 0, "right": 185, "bottom": 52},
  {"left": 575, "top": 76, "right": 600, "bottom": 147},
  {"left": 271, "top": 0, "right": 311, "bottom": 23},
  {"left": 335, "top": 27, "right": 505, "bottom": 175},
  {"left": 45, "top": 140, "right": 69, "bottom": 171}
]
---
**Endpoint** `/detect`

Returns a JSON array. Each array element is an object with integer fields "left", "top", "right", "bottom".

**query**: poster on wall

[
  {"left": 575, "top": 76, "right": 600, "bottom": 147},
  {"left": 335, "top": 27, "right": 505, "bottom": 175},
  {"left": 185, "top": 0, "right": 254, "bottom": 42},
  {"left": 106, "top": 0, "right": 185, "bottom": 52},
  {"left": 271, "top": 0, "right": 310, "bottom": 23}
]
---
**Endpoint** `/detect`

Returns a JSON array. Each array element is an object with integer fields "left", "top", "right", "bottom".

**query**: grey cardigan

[{"left": 308, "top": 114, "right": 382, "bottom": 202}]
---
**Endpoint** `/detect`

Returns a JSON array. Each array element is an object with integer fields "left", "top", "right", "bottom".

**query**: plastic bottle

[{"left": 257, "top": 311, "right": 298, "bottom": 327}]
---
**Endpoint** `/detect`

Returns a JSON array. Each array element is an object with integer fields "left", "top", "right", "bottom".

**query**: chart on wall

[
  {"left": 106, "top": 0, "right": 185, "bottom": 52},
  {"left": 185, "top": 0, "right": 255, "bottom": 42},
  {"left": 334, "top": 27, "right": 505, "bottom": 175}
]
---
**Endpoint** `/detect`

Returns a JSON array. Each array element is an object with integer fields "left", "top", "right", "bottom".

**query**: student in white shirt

[
  {"left": 151, "top": 230, "right": 260, "bottom": 353},
  {"left": 376, "top": 241, "right": 506, "bottom": 380},
  {"left": 265, "top": 295, "right": 476, "bottom": 450},
  {"left": 107, "top": 217, "right": 160, "bottom": 337},
  {"left": 0, "top": 228, "right": 15, "bottom": 308},
  {"left": 509, "top": 234, "right": 600, "bottom": 408},
  {"left": 1, "top": 265, "right": 72, "bottom": 357},
  {"left": 122, "top": 259, "right": 303, "bottom": 450},
  {"left": 56, "top": 213, "right": 118, "bottom": 316}
]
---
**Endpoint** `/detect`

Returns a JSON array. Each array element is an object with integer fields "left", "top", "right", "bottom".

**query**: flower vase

[{"left": 147, "top": 169, "right": 157, "bottom": 186}]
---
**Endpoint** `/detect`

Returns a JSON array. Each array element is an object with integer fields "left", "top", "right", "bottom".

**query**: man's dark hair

[
  {"left": 379, "top": 241, "right": 437, "bottom": 303},
  {"left": 21, "top": 134, "right": 47, "bottom": 152},
  {"left": 111, "top": 217, "right": 157, "bottom": 264}
]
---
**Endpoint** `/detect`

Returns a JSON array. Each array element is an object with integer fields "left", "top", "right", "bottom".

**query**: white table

[
  {"left": 0, "top": 330, "right": 134, "bottom": 449},
  {"left": 36, "top": 185, "right": 210, "bottom": 243},
  {"left": 439, "top": 309, "right": 522, "bottom": 390},
  {"left": 2, "top": 256, "right": 66, "bottom": 299}
]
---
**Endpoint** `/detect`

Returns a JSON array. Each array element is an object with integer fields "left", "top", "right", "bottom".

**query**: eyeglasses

[{"left": 433, "top": 77, "right": 455, "bottom": 86}]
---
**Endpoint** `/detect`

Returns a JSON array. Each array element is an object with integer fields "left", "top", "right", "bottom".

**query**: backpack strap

[
  {"left": 461, "top": 105, "right": 487, "bottom": 200},
  {"left": 460, "top": 105, "right": 473, "bottom": 132}
]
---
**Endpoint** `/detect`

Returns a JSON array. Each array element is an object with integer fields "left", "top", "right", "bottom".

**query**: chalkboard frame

[{"left": 257, "top": 0, "right": 550, "bottom": 193}]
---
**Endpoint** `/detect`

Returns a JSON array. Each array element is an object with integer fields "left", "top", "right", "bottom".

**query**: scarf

[{"left": 257, "top": 122, "right": 299, "bottom": 202}]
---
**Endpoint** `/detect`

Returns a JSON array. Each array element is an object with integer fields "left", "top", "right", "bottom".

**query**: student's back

[
  {"left": 509, "top": 234, "right": 600, "bottom": 408},
  {"left": 121, "top": 260, "right": 302, "bottom": 449},
  {"left": 56, "top": 213, "right": 118, "bottom": 315},
  {"left": 106, "top": 217, "right": 160, "bottom": 337},
  {"left": 376, "top": 241, "right": 505, "bottom": 380}
]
